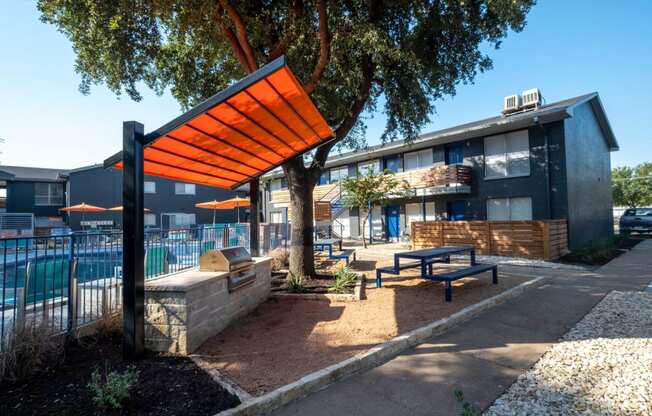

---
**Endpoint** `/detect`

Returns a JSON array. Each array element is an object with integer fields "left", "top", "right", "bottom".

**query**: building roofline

[{"left": 262, "top": 92, "right": 617, "bottom": 180}]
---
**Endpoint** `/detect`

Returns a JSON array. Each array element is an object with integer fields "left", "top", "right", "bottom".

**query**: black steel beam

[
  {"left": 122, "top": 121, "right": 145, "bottom": 360},
  {"left": 249, "top": 179, "right": 260, "bottom": 256}
]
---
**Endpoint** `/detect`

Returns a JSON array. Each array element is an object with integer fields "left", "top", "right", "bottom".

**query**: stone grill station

[{"left": 144, "top": 247, "right": 272, "bottom": 354}]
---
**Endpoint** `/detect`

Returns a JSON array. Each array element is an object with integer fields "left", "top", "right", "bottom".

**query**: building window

[
  {"left": 169, "top": 213, "right": 196, "bottom": 228},
  {"left": 384, "top": 155, "right": 402, "bottom": 173},
  {"left": 270, "top": 178, "right": 288, "bottom": 192},
  {"left": 487, "top": 197, "right": 532, "bottom": 220},
  {"left": 174, "top": 183, "right": 196, "bottom": 195},
  {"left": 404, "top": 149, "right": 433, "bottom": 171},
  {"left": 358, "top": 159, "right": 381, "bottom": 175},
  {"left": 144, "top": 213, "right": 157, "bottom": 226},
  {"left": 34, "top": 183, "right": 64, "bottom": 206},
  {"left": 144, "top": 181, "right": 156, "bottom": 194},
  {"left": 484, "top": 130, "right": 530, "bottom": 179},
  {"left": 329, "top": 166, "right": 349, "bottom": 183}
]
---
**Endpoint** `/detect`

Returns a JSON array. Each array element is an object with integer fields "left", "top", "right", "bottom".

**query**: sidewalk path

[{"left": 272, "top": 240, "right": 652, "bottom": 416}]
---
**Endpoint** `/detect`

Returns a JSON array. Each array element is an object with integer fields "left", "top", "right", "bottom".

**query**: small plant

[
  {"left": 270, "top": 248, "right": 290, "bottom": 271},
  {"left": 286, "top": 272, "right": 306, "bottom": 293},
  {"left": 88, "top": 364, "right": 139, "bottom": 409},
  {"left": 328, "top": 266, "right": 358, "bottom": 294},
  {"left": 454, "top": 389, "right": 480, "bottom": 416}
]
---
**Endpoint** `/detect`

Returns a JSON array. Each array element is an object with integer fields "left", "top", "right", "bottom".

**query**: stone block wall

[{"left": 144, "top": 257, "right": 272, "bottom": 354}]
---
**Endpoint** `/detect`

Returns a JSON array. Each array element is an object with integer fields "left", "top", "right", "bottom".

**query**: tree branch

[
  {"left": 269, "top": 0, "right": 304, "bottom": 60},
  {"left": 213, "top": 5, "right": 253, "bottom": 73},
  {"left": 303, "top": 0, "right": 330, "bottom": 94},
  {"left": 219, "top": 0, "right": 258, "bottom": 72}
]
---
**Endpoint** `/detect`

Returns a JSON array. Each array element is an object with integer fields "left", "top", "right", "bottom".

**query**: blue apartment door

[
  {"left": 386, "top": 205, "right": 401, "bottom": 239},
  {"left": 445, "top": 143, "right": 464, "bottom": 165},
  {"left": 447, "top": 201, "right": 466, "bottom": 220}
]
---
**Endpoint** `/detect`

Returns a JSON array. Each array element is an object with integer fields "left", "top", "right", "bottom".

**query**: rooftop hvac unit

[
  {"left": 521, "top": 88, "right": 541, "bottom": 108},
  {"left": 503, "top": 94, "right": 521, "bottom": 113}
]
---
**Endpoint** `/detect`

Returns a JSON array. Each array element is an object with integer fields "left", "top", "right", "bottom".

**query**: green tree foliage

[
  {"left": 612, "top": 163, "right": 652, "bottom": 208},
  {"left": 341, "top": 168, "right": 411, "bottom": 247},
  {"left": 38, "top": 0, "right": 535, "bottom": 276}
]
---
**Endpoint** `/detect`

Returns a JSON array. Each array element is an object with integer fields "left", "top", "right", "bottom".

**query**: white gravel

[
  {"left": 485, "top": 291, "right": 652, "bottom": 416},
  {"left": 472, "top": 255, "right": 586, "bottom": 270}
]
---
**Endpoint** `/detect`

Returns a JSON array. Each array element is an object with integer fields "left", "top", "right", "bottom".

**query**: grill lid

[{"left": 199, "top": 246, "right": 252, "bottom": 272}]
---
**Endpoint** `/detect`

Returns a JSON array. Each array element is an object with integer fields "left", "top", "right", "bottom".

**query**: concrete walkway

[{"left": 273, "top": 240, "right": 652, "bottom": 416}]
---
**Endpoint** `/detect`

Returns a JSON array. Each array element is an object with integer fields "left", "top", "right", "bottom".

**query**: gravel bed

[
  {"left": 485, "top": 291, "right": 652, "bottom": 416},
  {"left": 471, "top": 255, "right": 586, "bottom": 270}
]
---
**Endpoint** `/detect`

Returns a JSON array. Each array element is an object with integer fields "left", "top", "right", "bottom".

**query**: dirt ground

[{"left": 195, "top": 259, "right": 532, "bottom": 396}]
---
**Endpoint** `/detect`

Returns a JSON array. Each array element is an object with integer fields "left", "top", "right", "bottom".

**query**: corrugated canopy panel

[{"left": 107, "top": 56, "right": 333, "bottom": 189}]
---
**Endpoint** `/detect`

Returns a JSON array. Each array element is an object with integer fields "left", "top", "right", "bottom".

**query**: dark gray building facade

[
  {"left": 0, "top": 164, "right": 246, "bottom": 232},
  {"left": 263, "top": 92, "right": 618, "bottom": 250}
]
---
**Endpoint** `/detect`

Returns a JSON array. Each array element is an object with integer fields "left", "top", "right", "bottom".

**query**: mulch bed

[
  {"left": 271, "top": 274, "right": 354, "bottom": 294},
  {"left": 562, "top": 236, "right": 642, "bottom": 266},
  {"left": 0, "top": 332, "right": 239, "bottom": 416}
]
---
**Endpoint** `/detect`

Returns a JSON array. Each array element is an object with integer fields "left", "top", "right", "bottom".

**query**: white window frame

[
  {"left": 174, "top": 183, "right": 196, "bottom": 195},
  {"left": 404, "top": 148, "right": 433, "bottom": 171},
  {"left": 486, "top": 197, "right": 533, "bottom": 220},
  {"left": 329, "top": 166, "right": 349, "bottom": 183},
  {"left": 484, "top": 130, "right": 530, "bottom": 179},
  {"left": 34, "top": 183, "right": 64, "bottom": 206},
  {"left": 357, "top": 159, "right": 381, "bottom": 175},
  {"left": 144, "top": 181, "right": 156, "bottom": 194}
]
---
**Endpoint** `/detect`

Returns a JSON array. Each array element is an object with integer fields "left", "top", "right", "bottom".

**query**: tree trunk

[
  {"left": 361, "top": 211, "right": 369, "bottom": 248},
  {"left": 285, "top": 159, "right": 317, "bottom": 277}
]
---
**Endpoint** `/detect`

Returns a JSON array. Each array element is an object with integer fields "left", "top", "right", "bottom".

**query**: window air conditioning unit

[
  {"left": 503, "top": 94, "right": 521, "bottom": 114},
  {"left": 521, "top": 88, "right": 541, "bottom": 108}
]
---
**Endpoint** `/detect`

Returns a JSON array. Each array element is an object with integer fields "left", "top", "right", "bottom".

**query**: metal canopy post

[
  {"left": 421, "top": 193, "right": 427, "bottom": 222},
  {"left": 122, "top": 121, "right": 145, "bottom": 360},
  {"left": 249, "top": 179, "right": 260, "bottom": 256}
]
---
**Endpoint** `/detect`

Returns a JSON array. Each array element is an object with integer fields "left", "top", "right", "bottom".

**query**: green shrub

[
  {"left": 88, "top": 365, "right": 139, "bottom": 409},
  {"left": 286, "top": 272, "right": 306, "bottom": 293},
  {"left": 562, "top": 234, "right": 627, "bottom": 265},
  {"left": 328, "top": 266, "right": 358, "bottom": 294}
]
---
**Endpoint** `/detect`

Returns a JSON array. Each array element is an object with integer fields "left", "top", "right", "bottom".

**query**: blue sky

[{"left": 0, "top": 1, "right": 650, "bottom": 169}]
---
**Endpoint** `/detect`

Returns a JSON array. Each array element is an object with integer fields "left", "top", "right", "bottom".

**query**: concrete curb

[{"left": 215, "top": 275, "right": 546, "bottom": 416}]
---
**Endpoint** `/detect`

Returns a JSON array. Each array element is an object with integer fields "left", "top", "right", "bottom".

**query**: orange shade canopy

[
  {"left": 195, "top": 196, "right": 249, "bottom": 210},
  {"left": 108, "top": 206, "right": 152, "bottom": 212},
  {"left": 105, "top": 56, "right": 334, "bottom": 190},
  {"left": 59, "top": 203, "right": 106, "bottom": 213}
]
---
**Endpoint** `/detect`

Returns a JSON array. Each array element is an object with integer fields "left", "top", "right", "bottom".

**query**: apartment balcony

[
  {"left": 268, "top": 164, "right": 473, "bottom": 207},
  {"left": 404, "top": 164, "right": 472, "bottom": 196}
]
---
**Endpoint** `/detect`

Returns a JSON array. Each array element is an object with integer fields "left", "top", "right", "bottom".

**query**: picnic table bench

[
  {"left": 330, "top": 248, "right": 356, "bottom": 266},
  {"left": 375, "top": 246, "right": 498, "bottom": 302}
]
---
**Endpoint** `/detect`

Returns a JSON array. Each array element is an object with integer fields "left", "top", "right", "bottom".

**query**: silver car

[{"left": 620, "top": 208, "right": 652, "bottom": 233}]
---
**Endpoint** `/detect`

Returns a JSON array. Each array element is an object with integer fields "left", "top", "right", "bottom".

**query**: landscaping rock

[{"left": 485, "top": 291, "right": 652, "bottom": 416}]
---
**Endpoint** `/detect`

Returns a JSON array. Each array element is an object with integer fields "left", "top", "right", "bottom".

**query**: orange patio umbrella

[
  {"left": 59, "top": 203, "right": 106, "bottom": 229},
  {"left": 195, "top": 196, "right": 250, "bottom": 224}
]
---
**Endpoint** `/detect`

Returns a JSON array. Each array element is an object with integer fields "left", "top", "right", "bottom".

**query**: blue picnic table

[
  {"left": 313, "top": 238, "right": 343, "bottom": 257},
  {"left": 376, "top": 246, "right": 497, "bottom": 302}
]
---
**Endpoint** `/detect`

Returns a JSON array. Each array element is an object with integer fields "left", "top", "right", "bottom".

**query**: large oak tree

[{"left": 39, "top": 0, "right": 535, "bottom": 277}]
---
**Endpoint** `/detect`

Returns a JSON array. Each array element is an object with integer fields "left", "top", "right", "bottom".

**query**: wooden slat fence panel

[{"left": 411, "top": 219, "right": 568, "bottom": 260}]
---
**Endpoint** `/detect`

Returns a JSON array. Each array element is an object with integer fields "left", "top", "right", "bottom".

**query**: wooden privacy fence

[{"left": 411, "top": 219, "right": 568, "bottom": 260}]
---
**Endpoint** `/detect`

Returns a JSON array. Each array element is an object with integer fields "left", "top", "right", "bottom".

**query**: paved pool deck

[{"left": 272, "top": 239, "right": 652, "bottom": 416}]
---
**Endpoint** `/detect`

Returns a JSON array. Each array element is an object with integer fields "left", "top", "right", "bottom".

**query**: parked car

[{"left": 620, "top": 208, "right": 652, "bottom": 233}]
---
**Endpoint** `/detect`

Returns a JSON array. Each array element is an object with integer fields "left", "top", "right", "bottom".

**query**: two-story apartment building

[
  {"left": 262, "top": 92, "right": 618, "bottom": 250},
  {"left": 0, "top": 164, "right": 244, "bottom": 234}
]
